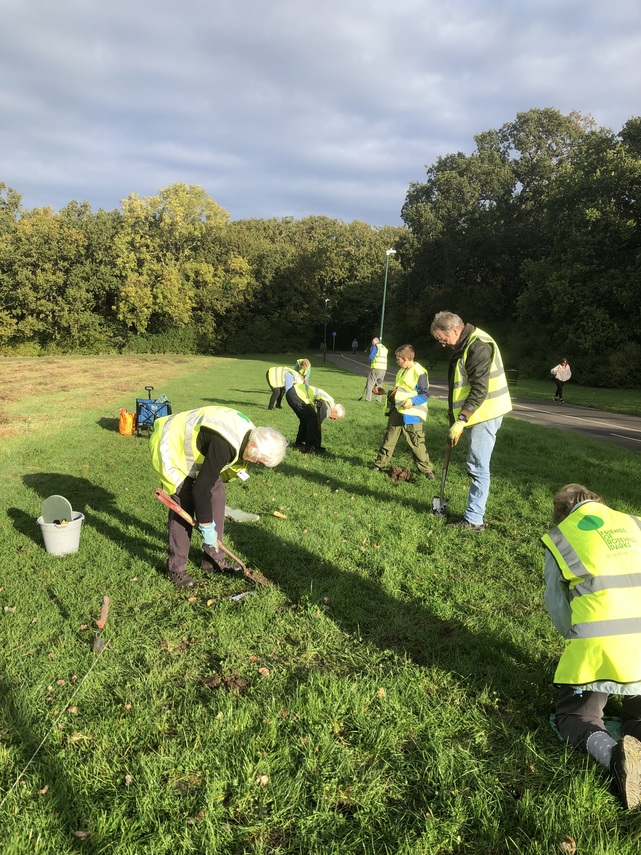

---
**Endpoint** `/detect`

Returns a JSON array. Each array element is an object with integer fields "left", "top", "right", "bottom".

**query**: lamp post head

[{"left": 386, "top": 248, "right": 396, "bottom": 257}]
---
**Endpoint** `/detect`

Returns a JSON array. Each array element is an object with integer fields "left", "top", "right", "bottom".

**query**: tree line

[{"left": 1, "top": 108, "right": 640, "bottom": 386}]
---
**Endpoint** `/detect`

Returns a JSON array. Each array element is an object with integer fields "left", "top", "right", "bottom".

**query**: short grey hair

[{"left": 430, "top": 312, "right": 464, "bottom": 336}]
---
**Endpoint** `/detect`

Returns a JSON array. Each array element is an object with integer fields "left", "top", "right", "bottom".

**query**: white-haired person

[
  {"left": 150, "top": 407, "right": 287, "bottom": 588},
  {"left": 361, "top": 337, "right": 388, "bottom": 403},
  {"left": 285, "top": 382, "right": 345, "bottom": 455},
  {"left": 543, "top": 483, "right": 641, "bottom": 810}
]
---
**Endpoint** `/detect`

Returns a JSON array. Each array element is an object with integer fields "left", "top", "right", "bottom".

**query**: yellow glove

[
  {"left": 402, "top": 398, "right": 413, "bottom": 409},
  {"left": 448, "top": 420, "right": 466, "bottom": 446}
]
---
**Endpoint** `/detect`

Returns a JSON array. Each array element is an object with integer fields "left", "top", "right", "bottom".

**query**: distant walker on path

[{"left": 551, "top": 358, "right": 571, "bottom": 402}]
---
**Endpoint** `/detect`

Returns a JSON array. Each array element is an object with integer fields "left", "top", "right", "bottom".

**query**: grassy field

[{"left": 1, "top": 354, "right": 641, "bottom": 854}]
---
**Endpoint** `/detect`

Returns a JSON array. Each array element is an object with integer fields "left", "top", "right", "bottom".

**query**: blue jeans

[{"left": 464, "top": 416, "right": 503, "bottom": 525}]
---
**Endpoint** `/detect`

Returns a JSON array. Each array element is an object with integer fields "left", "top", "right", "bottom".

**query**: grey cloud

[{"left": 1, "top": 0, "right": 640, "bottom": 224}]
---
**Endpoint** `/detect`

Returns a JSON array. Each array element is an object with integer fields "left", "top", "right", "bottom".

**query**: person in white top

[{"left": 551, "top": 358, "right": 571, "bottom": 402}]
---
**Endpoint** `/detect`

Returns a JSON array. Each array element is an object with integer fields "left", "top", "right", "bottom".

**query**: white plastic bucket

[{"left": 37, "top": 512, "right": 84, "bottom": 556}]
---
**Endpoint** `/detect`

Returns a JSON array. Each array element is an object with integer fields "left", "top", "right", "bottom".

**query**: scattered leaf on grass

[
  {"left": 69, "top": 733, "right": 90, "bottom": 744},
  {"left": 56, "top": 679, "right": 65, "bottom": 686},
  {"left": 256, "top": 775, "right": 269, "bottom": 787},
  {"left": 206, "top": 598, "right": 217, "bottom": 607},
  {"left": 187, "top": 596, "right": 197, "bottom": 603},
  {"left": 124, "top": 703, "right": 132, "bottom": 710},
  {"left": 258, "top": 667, "right": 270, "bottom": 676},
  {"left": 376, "top": 688, "right": 386, "bottom": 699},
  {"left": 248, "top": 655, "right": 259, "bottom": 662},
  {"left": 3, "top": 606, "right": 16, "bottom": 613},
  {"left": 273, "top": 511, "right": 287, "bottom": 519},
  {"left": 73, "top": 831, "right": 91, "bottom": 840},
  {"left": 68, "top": 706, "right": 78, "bottom": 714},
  {"left": 557, "top": 837, "right": 576, "bottom": 855},
  {"left": 38, "top": 785, "right": 49, "bottom": 795},
  {"left": 124, "top": 774, "right": 134, "bottom": 786},
  {"left": 187, "top": 810, "right": 205, "bottom": 825},
  {"left": 79, "top": 624, "right": 88, "bottom": 631}
]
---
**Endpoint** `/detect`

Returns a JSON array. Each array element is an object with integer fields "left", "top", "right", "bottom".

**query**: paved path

[{"left": 322, "top": 351, "right": 641, "bottom": 454}]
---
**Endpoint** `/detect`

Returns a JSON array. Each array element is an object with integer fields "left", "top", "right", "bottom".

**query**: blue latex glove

[{"left": 198, "top": 521, "right": 218, "bottom": 546}]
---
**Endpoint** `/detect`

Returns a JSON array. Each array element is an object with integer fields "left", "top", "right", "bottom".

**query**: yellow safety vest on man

[
  {"left": 291, "top": 384, "right": 335, "bottom": 412},
  {"left": 150, "top": 407, "right": 255, "bottom": 495},
  {"left": 393, "top": 363, "right": 428, "bottom": 421},
  {"left": 452, "top": 328, "right": 512, "bottom": 424},
  {"left": 371, "top": 343, "right": 388, "bottom": 371},
  {"left": 542, "top": 501, "right": 641, "bottom": 685}
]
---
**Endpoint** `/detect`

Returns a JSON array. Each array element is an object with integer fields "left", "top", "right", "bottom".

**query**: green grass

[{"left": 1, "top": 354, "right": 641, "bottom": 853}]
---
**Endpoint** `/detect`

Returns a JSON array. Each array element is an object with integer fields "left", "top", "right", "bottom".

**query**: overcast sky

[{"left": 1, "top": 0, "right": 640, "bottom": 226}]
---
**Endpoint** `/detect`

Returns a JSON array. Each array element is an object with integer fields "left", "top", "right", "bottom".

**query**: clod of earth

[{"left": 388, "top": 465, "right": 413, "bottom": 483}]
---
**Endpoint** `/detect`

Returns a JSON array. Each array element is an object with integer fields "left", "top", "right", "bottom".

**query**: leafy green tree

[
  {"left": 0, "top": 206, "right": 93, "bottom": 350},
  {"left": 112, "top": 183, "right": 231, "bottom": 334}
]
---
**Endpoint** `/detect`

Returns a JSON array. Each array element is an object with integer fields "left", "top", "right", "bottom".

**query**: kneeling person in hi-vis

[
  {"left": 543, "top": 483, "right": 641, "bottom": 810},
  {"left": 150, "top": 406, "right": 287, "bottom": 588}
]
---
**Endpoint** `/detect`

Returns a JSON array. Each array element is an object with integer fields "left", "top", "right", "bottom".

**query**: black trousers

[{"left": 286, "top": 388, "right": 322, "bottom": 447}]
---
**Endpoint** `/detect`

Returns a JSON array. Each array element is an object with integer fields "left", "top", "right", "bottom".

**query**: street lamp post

[
  {"left": 323, "top": 298, "right": 329, "bottom": 363},
  {"left": 379, "top": 248, "right": 396, "bottom": 341}
]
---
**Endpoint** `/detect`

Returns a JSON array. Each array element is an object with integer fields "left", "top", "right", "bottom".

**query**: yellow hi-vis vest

[
  {"left": 393, "top": 362, "right": 428, "bottom": 421},
  {"left": 291, "top": 384, "right": 335, "bottom": 412},
  {"left": 149, "top": 407, "right": 255, "bottom": 495},
  {"left": 267, "top": 366, "right": 303, "bottom": 389},
  {"left": 371, "top": 343, "right": 388, "bottom": 371},
  {"left": 542, "top": 502, "right": 641, "bottom": 684},
  {"left": 452, "top": 328, "right": 512, "bottom": 424}
]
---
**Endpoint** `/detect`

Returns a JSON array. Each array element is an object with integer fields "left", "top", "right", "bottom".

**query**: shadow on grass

[
  {"left": 276, "top": 458, "right": 440, "bottom": 517},
  {"left": 21, "top": 473, "right": 165, "bottom": 570},
  {"left": 227, "top": 523, "right": 540, "bottom": 700},
  {"left": 0, "top": 681, "right": 101, "bottom": 854}
]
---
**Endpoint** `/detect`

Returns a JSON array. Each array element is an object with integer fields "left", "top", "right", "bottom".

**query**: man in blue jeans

[{"left": 430, "top": 312, "right": 512, "bottom": 531}]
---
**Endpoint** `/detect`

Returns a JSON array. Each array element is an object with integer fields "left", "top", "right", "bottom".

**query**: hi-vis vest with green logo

[
  {"left": 291, "top": 384, "right": 335, "bottom": 412},
  {"left": 268, "top": 367, "right": 303, "bottom": 389},
  {"left": 542, "top": 502, "right": 641, "bottom": 684},
  {"left": 371, "top": 344, "right": 388, "bottom": 371},
  {"left": 452, "top": 328, "right": 512, "bottom": 424},
  {"left": 393, "top": 362, "right": 428, "bottom": 421},
  {"left": 150, "top": 407, "right": 255, "bottom": 495}
]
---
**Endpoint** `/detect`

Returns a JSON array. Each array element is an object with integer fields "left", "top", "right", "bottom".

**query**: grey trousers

[
  {"left": 167, "top": 477, "right": 226, "bottom": 574},
  {"left": 554, "top": 684, "right": 641, "bottom": 751},
  {"left": 364, "top": 369, "right": 386, "bottom": 402}
]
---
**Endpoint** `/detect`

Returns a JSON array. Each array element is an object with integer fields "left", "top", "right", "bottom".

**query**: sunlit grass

[{"left": 1, "top": 354, "right": 641, "bottom": 853}]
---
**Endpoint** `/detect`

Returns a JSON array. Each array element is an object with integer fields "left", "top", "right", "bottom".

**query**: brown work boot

[
  {"left": 611, "top": 735, "right": 641, "bottom": 810},
  {"left": 164, "top": 569, "right": 196, "bottom": 588},
  {"left": 424, "top": 471, "right": 436, "bottom": 481},
  {"left": 201, "top": 555, "right": 237, "bottom": 574}
]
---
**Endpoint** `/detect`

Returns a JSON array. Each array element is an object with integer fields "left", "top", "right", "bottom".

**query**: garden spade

[
  {"left": 432, "top": 444, "right": 452, "bottom": 517},
  {"left": 153, "top": 488, "right": 271, "bottom": 587}
]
